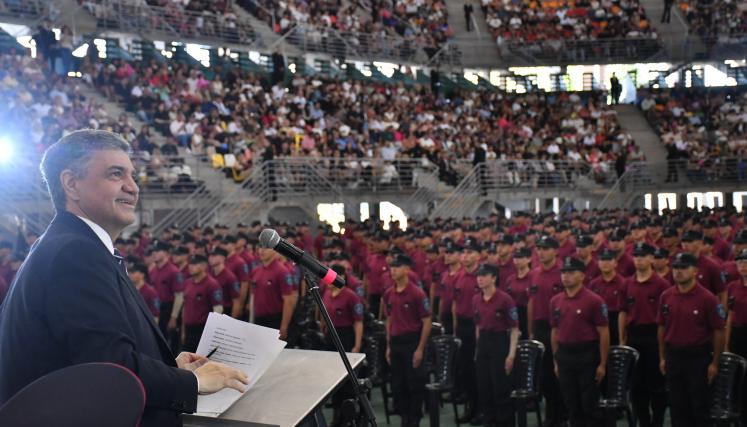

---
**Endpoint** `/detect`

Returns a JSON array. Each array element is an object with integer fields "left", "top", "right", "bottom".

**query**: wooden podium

[{"left": 184, "top": 349, "right": 366, "bottom": 427}]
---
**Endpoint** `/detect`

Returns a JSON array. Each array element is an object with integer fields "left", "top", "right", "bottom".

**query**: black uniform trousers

[
  {"left": 517, "top": 305, "right": 528, "bottom": 339},
  {"left": 456, "top": 316, "right": 478, "bottom": 410},
  {"left": 390, "top": 332, "right": 428, "bottom": 426},
  {"left": 533, "top": 320, "right": 565, "bottom": 425},
  {"left": 370, "top": 294, "right": 382, "bottom": 320},
  {"left": 731, "top": 326, "right": 747, "bottom": 427},
  {"left": 556, "top": 341, "right": 602, "bottom": 427},
  {"left": 476, "top": 330, "right": 514, "bottom": 427},
  {"left": 183, "top": 324, "right": 205, "bottom": 353},
  {"left": 255, "top": 313, "right": 282, "bottom": 330},
  {"left": 432, "top": 296, "right": 441, "bottom": 319},
  {"left": 325, "top": 325, "right": 355, "bottom": 352},
  {"left": 665, "top": 343, "right": 711, "bottom": 427},
  {"left": 608, "top": 311, "right": 620, "bottom": 346},
  {"left": 627, "top": 324, "right": 667, "bottom": 427},
  {"left": 441, "top": 310, "right": 454, "bottom": 335},
  {"left": 158, "top": 301, "right": 181, "bottom": 352}
]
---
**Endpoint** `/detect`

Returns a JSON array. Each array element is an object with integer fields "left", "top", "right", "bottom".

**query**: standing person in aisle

[
  {"left": 658, "top": 253, "right": 726, "bottom": 427},
  {"left": 452, "top": 239, "right": 482, "bottom": 424},
  {"left": 384, "top": 254, "right": 432, "bottom": 427},
  {"left": 551, "top": 257, "right": 609, "bottom": 427},
  {"left": 505, "top": 247, "right": 533, "bottom": 338},
  {"left": 473, "top": 264, "right": 520, "bottom": 427},
  {"left": 528, "top": 235, "right": 566, "bottom": 427},
  {"left": 726, "top": 249, "right": 747, "bottom": 426},
  {"left": 619, "top": 243, "right": 670, "bottom": 427},
  {"left": 150, "top": 241, "right": 186, "bottom": 351},
  {"left": 181, "top": 255, "right": 223, "bottom": 353},
  {"left": 589, "top": 248, "right": 625, "bottom": 345}
]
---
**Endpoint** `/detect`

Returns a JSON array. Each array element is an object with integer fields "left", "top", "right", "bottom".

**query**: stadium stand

[{"left": 679, "top": 0, "right": 747, "bottom": 39}]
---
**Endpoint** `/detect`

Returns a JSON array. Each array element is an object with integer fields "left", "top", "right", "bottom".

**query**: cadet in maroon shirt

[
  {"left": 250, "top": 248, "right": 298, "bottom": 339},
  {"left": 208, "top": 247, "right": 241, "bottom": 317},
  {"left": 451, "top": 239, "right": 482, "bottom": 423},
  {"left": 652, "top": 247, "right": 673, "bottom": 286},
  {"left": 494, "top": 235, "right": 517, "bottom": 291},
  {"left": 149, "top": 241, "right": 185, "bottom": 351},
  {"left": 329, "top": 253, "right": 366, "bottom": 302},
  {"left": 473, "top": 264, "right": 520, "bottom": 427},
  {"left": 423, "top": 244, "right": 444, "bottom": 318},
  {"left": 726, "top": 249, "right": 747, "bottom": 426},
  {"left": 128, "top": 261, "right": 160, "bottom": 322},
  {"left": 364, "top": 233, "right": 389, "bottom": 318},
  {"left": 658, "top": 253, "right": 726, "bottom": 427},
  {"left": 527, "top": 235, "right": 565, "bottom": 426},
  {"left": 575, "top": 235, "right": 601, "bottom": 286},
  {"left": 181, "top": 255, "right": 223, "bottom": 353},
  {"left": 681, "top": 229, "right": 727, "bottom": 304},
  {"left": 551, "top": 257, "right": 609, "bottom": 427},
  {"left": 555, "top": 224, "right": 576, "bottom": 259},
  {"left": 703, "top": 219, "right": 732, "bottom": 261},
  {"left": 619, "top": 243, "right": 669, "bottom": 427},
  {"left": 439, "top": 242, "right": 463, "bottom": 335},
  {"left": 720, "top": 230, "right": 747, "bottom": 284},
  {"left": 589, "top": 248, "right": 625, "bottom": 346},
  {"left": 172, "top": 245, "right": 191, "bottom": 280},
  {"left": 222, "top": 235, "right": 252, "bottom": 319},
  {"left": 383, "top": 254, "right": 431, "bottom": 427},
  {"left": 322, "top": 265, "right": 365, "bottom": 353},
  {"left": 608, "top": 229, "right": 636, "bottom": 278},
  {"left": 505, "top": 247, "right": 533, "bottom": 338}
]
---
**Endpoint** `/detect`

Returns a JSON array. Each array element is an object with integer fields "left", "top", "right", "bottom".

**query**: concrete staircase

[
  {"left": 614, "top": 104, "right": 667, "bottom": 165},
  {"left": 233, "top": 2, "right": 301, "bottom": 55},
  {"left": 445, "top": 1, "right": 500, "bottom": 68},
  {"left": 639, "top": 0, "right": 704, "bottom": 60}
]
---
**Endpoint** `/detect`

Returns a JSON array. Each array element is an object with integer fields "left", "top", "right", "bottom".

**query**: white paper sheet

[{"left": 194, "top": 313, "right": 286, "bottom": 417}]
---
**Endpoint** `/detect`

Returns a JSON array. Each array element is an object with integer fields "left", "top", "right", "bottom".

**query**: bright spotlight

[{"left": 0, "top": 138, "right": 14, "bottom": 164}]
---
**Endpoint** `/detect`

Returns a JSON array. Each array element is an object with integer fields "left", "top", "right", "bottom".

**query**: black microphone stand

[{"left": 302, "top": 267, "right": 378, "bottom": 427}]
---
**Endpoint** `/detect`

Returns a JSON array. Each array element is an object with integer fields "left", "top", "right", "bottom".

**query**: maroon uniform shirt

[
  {"left": 656, "top": 268, "right": 674, "bottom": 287},
  {"left": 182, "top": 275, "right": 223, "bottom": 326},
  {"left": 213, "top": 267, "right": 240, "bottom": 310},
  {"left": 424, "top": 258, "right": 446, "bottom": 296},
  {"left": 696, "top": 255, "right": 727, "bottom": 296},
  {"left": 712, "top": 236, "right": 731, "bottom": 261},
  {"left": 365, "top": 253, "right": 389, "bottom": 296},
  {"left": 620, "top": 273, "right": 670, "bottom": 326},
  {"left": 137, "top": 283, "right": 160, "bottom": 317},
  {"left": 550, "top": 287, "right": 609, "bottom": 344},
  {"left": 384, "top": 281, "right": 431, "bottom": 337},
  {"left": 727, "top": 280, "right": 747, "bottom": 327},
  {"left": 472, "top": 290, "right": 519, "bottom": 332},
  {"left": 453, "top": 267, "right": 480, "bottom": 317},
  {"left": 440, "top": 266, "right": 463, "bottom": 315},
  {"left": 582, "top": 257, "right": 602, "bottom": 285},
  {"left": 658, "top": 284, "right": 726, "bottom": 347},
  {"left": 529, "top": 261, "right": 563, "bottom": 322},
  {"left": 410, "top": 249, "right": 427, "bottom": 281},
  {"left": 323, "top": 287, "right": 365, "bottom": 328},
  {"left": 615, "top": 253, "right": 636, "bottom": 278},
  {"left": 496, "top": 258, "right": 517, "bottom": 292},
  {"left": 226, "top": 253, "right": 251, "bottom": 284},
  {"left": 722, "top": 261, "right": 739, "bottom": 285},
  {"left": 557, "top": 240, "right": 576, "bottom": 259},
  {"left": 149, "top": 261, "right": 185, "bottom": 303},
  {"left": 505, "top": 271, "right": 531, "bottom": 307},
  {"left": 250, "top": 260, "right": 296, "bottom": 318},
  {"left": 589, "top": 273, "right": 626, "bottom": 312},
  {"left": 345, "top": 271, "right": 366, "bottom": 302}
]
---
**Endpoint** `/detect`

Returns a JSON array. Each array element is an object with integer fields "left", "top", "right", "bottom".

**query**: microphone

[{"left": 259, "top": 228, "right": 345, "bottom": 289}]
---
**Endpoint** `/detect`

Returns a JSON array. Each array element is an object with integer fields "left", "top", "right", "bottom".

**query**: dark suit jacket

[{"left": 0, "top": 212, "right": 197, "bottom": 426}]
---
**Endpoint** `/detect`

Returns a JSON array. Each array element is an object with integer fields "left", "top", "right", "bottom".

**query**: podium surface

[{"left": 185, "top": 349, "right": 366, "bottom": 427}]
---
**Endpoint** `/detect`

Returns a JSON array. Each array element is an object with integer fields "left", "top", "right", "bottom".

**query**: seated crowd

[
  {"left": 2, "top": 206, "right": 746, "bottom": 427},
  {"left": 679, "top": 0, "right": 747, "bottom": 39},
  {"left": 78, "top": 54, "right": 636, "bottom": 186},
  {"left": 639, "top": 87, "right": 747, "bottom": 180}
]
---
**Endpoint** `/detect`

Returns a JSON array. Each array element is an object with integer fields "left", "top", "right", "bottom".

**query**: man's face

[
  {"left": 513, "top": 256, "right": 530, "bottom": 270},
  {"left": 65, "top": 150, "right": 138, "bottom": 235},
  {"left": 497, "top": 243, "right": 512, "bottom": 258},
  {"left": 208, "top": 254, "right": 223, "bottom": 269},
  {"left": 681, "top": 240, "right": 701, "bottom": 255},
  {"left": 576, "top": 245, "right": 591, "bottom": 259},
  {"left": 598, "top": 258, "right": 616, "bottom": 274},
  {"left": 608, "top": 240, "right": 625, "bottom": 251},
  {"left": 538, "top": 246, "right": 556, "bottom": 264},
  {"left": 463, "top": 250, "right": 480, "bottom": 267},
  {"left": 189, "top": 262, "right": 206, "bottom": 277},
  {"left": 173, "top": 253, "right": 188, "bottom": 265},
  {"left": 672, "top": 265, "right": 695, "bottom": 285},
  {"left": 477, "top": 274, "right": 495, "bottom": 290},
  {"left": 737, "top": 260, "right": 747, "bottom": 278},
  {"left": 128, "top": 270, "right": 143, "bottom": 283},
  {"left": 633, "top": 254, "right": 653, "bottom": 272},
  {"left": 259, "top": 247, "right": 275, "bottom": 264},
  {"left": 390, "top": 265, "right": 408, "bottom": 282},
  {"left": 631, "top": 228, "right": 646, "bottom": 241},
  {"left": 652, "top": 257, "right": 668, "bottom": 271},
  {"left": 561, "top": 270, "right": 583, "bottom": 288}
]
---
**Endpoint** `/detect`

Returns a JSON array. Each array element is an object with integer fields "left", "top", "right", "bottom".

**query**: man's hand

[
  {"left": 659, "top": 359, "right": 666, "bottom": 376},
  {"left": 352, "top": 345, "right": 361, "bottom": 353},
  {"left": 554, "top": 361, "right": 559, "bottom": 378},
  {"left": 176, "top": 352, "right": 208, "bottom": 371},
  {"left": 279, "top": 326, "right": 288, "bottom": 341},
  {"left": 168, "top": 317, "right": 178, "bottom": 331},
  {"left": 595, "top": 364, "right": 606, "bottom": 384},
  {"left": 412, "top": 348, "right": 424, "bottom": 368},
  {"left": 194, "top": 361, "right": 250, "bottom": 394},
  {"left": 505, "top": 356, "right": 514, "bottom": 374},
  {"left": 707, "top": 362, "right": 718, "bottom": 384},
  {"left": 386, "top": 347, "right": 391, "bottom": 365},
  {"left": 231, "top": 307, "right": 243, "bottom": 319}
]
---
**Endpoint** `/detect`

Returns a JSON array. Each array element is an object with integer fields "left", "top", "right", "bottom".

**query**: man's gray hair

[{"left": 40, "top": 129, "right": 131, "bottom": 212}]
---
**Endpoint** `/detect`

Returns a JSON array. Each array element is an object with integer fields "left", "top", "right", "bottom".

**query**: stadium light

[{"left": 0, "top": 138, "right": 14, "bottom": 164}]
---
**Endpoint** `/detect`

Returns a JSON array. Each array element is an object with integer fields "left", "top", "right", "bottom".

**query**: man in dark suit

[{"left": 0, "top": 130, "right": 249, "bottom": 426}]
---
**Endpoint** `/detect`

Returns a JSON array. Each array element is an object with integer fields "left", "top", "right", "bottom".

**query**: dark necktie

[{"left": 113, "top": 249, "right": 128, "bottom": 275}]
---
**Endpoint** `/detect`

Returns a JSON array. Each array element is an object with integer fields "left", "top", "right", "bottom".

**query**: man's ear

[{"left": 60, "top": 169, "right": 81, "bottom": 202}]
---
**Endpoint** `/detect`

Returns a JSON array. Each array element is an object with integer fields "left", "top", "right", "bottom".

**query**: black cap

[
  {"left": 630, "top": 220, "right": 648, "bottom": 230},
  {"left": 719, "top": 217, "right": 732, "bottom": 227},
  {"left": 671, "top": 252, "right": 698, "bottom": 269},
  {"left": 174, "top": 246, "right": 190, "bottom": 256},
  {"left": 476, "top": 263, "right": 499, "bottom": 277},
  {"left": 536, "top": 235, "right": 559, "bottom": 249},
  {"left": 681, "top": 230, "right": 704, "bottom": 242},
  {"left": 735, "top": 230, "right": 747, "bottom": 244},
  {"left": 598, "top": 248, "right": 617, "bottom": 261},
  {"left": 513, "top": 247, "right": 532, "bottom": 258},
  {"left": 331, "top": 264, "right": 346, "bottom": 276},
  {"left": 703, "top": 219, "right": 718, "bottom": 229},
  {"left": 556, "top": 223, "right": 570, "bottom": 232},
  {"left": 735, "top": 249, "right": 747, "bottom": 261},
  {"left": 632, "top": 242, "right": 656, "bottom": 257},
  {"left": 498, "top": 234, "right": 514, "bottom": 245},
  {"left": 390, "top": 254, "right": 413, "bottom": 267},
  {"left": 608, "top": 228, "right": 627, "bottom": 242},
  {"left": 222, "top": 235, "right": 238, "bottom": 244},
  {"left": 153, "top": 241, "right": 172, "bottom": 252},
  {"left": 445, "top": 242, "right": 462, "bottom": 253},
  {"left": 181, "top": 234, "right": 196, "bottom": 244},
  {"left": 575, "top": 235, "right": 593, "bottom": 248},
  {"left": 128, "top": 262, "right": 148, "bottom": 274},
  {"left": 662, "top": 227, "right": 678, "bottom": 238},
  {"left": 653, "top": 247, "right": 669, "bottom": 259},
  {"left": 426, "top": 244, "right": 439, "bottom": 254},
  {"left": 703, "top": 236, "right": 715, "bottom": 245},
  {"left": 560, "top": 256, "right": 586, "bottom": 272},
  {"left": 210, "top": 247, "right": 228, "bottom": 258},
  {"left": 189, "top": 254, "right": 208, "bottom": 264},
  {"left": 463, "top": 239, "right": 482, "bottom": 252}
]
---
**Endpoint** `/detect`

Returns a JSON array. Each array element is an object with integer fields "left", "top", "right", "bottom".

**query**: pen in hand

[{"left": 206, "top": 346, "right": 219, "bottom": 359}]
